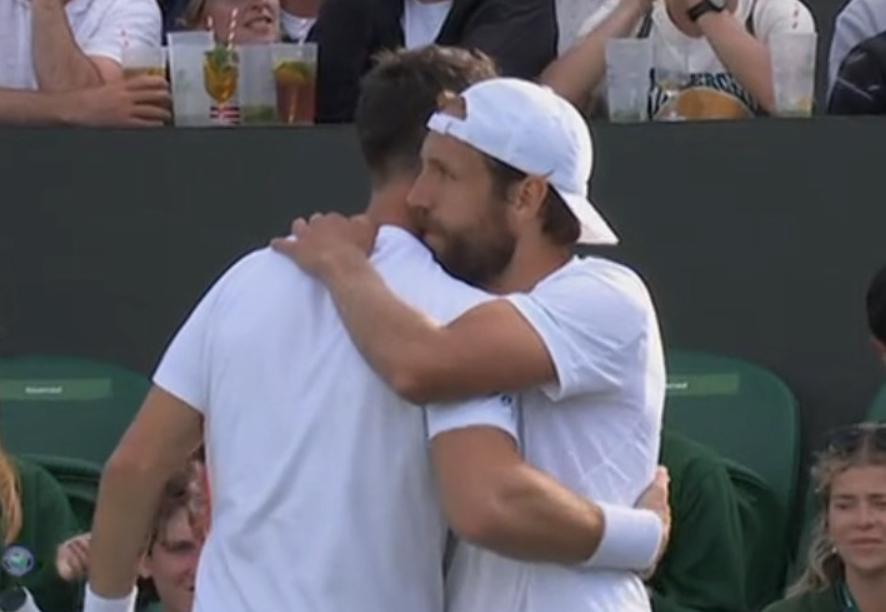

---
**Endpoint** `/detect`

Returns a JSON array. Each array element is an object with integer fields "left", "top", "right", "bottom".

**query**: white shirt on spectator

[
  {"left": 578, "top": 0, "right": 815, "bottom": 118},
  {"left": 445, "top": 256, "right": 666, "bottom": 612},
  {"left": 827, "top": 0, "right": 886, "bottom": 97},
  {"left": 0, "top": 0, "right": 161, "bottom": 90},
  {"left": 280, "top": 10, "right": 316, "bottom": 43},
  {"left": 556, "top": 0, "right": 610, "bottom": 54},
  {"left": 153, "top": 226, "right": 517, "bottom": 612},
  {"left": 402, "top": 0, "right": 453, "bottom": 48}
]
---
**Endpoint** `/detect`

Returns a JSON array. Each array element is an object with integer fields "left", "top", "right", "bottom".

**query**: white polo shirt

[
  {"left": 153, "top": 226, "right": 517, "bottom": 612},
  {"left": 445, "top": 256, "right": 666, "bottom": 612},
  {"left": 0, "top": 0, "right": 161, "bottom": 90}
]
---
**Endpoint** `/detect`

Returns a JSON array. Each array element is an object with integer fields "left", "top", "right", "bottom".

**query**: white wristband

[
  {"left": 83, "top": 585, "right": 137, "bottom": 612},
  {"left": 581, "top": 503, "right": 663, "bottom": 571}
]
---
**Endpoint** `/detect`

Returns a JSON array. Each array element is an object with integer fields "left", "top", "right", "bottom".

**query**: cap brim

[{"left": 558, "top": 190, "right": 619, "bottom": 245}]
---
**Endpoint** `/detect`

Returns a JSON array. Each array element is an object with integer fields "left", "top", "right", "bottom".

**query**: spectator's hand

[
  {"left": 56, "top": 533, "right": 91, "bottom": 582},
  {"left": 62, "top": 75, "right": 171, "bottom": 127},
  {"left": 636, "top": 466, "right": 671, "bottom": 580},
  {"left": 270, "top": 213, "right": 379, "bottom": 281}
]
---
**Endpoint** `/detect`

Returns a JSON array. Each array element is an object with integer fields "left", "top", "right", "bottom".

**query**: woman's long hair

[
  {"left": 0, "top": 438, "right": 22, "bottom": 545},
  {"left": 787, "top": 424, "right": 886, "bottom": 596}
]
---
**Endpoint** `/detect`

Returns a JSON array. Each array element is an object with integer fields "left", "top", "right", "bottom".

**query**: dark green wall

[{"left": 0, "top": 120, "right": 883, "bottom": 457}]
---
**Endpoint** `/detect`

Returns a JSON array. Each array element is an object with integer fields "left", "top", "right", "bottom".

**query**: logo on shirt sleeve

[{"left": 2, "top": 545, "right": 35, "bottom": 577}]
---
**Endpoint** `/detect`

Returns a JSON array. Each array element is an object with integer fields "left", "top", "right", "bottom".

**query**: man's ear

[{"left": 138, "top": 551, "right": 152, "bottom": 580}]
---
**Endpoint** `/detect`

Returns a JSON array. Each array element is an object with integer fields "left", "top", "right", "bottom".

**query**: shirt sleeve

[
  {"left": 753, "top": 0, "right": 816, "bottom": 43},
  {"left": 152, "top": 275, "right": 228, "bottom": 415},
  {"left": 23, "top": 466, "right": 80, "bottom": 612},
  {"left": 78, "top": 0, "right": 162, "bottom": 63},
  {"left": 505, "top": 264, "right": 651, "bottom": 401},
  {"left": 426, "top": 392, "right": 519, "bottom": 442},
  {"left": 827, "top": 0, "right": 879, "bottom": 93}
]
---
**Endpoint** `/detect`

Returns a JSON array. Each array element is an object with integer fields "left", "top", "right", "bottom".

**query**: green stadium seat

[
  {"left": 0, "top": 354, "right": 150, "bottom": 465},
  {"left": 663, "top": 349, "right": 801, "bottom": 597},
  {"left": 21, "top": 453, "right": 102, "bottom": 533},
  {"left": 867, "top": 382, "right": 886, "bottom": 421}
]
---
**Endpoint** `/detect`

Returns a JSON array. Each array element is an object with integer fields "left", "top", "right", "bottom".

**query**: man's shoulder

[
  {"left": 371, "top": 226, "right": 491, "bottom": 319},
  {"left": 534, "top": 256, "right": 651, "bottom": 310}
]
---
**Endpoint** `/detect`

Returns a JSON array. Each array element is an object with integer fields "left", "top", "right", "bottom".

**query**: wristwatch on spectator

[{"left": 686, "top": 0, "right": 726, "bottom": 21}]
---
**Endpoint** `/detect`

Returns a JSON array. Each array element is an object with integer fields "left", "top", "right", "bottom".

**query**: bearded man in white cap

[{"left": 276, "top": 76, "right": 666, "bottom": 612}]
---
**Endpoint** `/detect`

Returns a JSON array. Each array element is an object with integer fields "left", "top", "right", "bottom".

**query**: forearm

[
  {"left": 88, "top": 462, "right": 166, "bottom": 598},
  {"left": 479, "top": 462, "right": 605, "bottom": 562},
  {"left": 540, "top": 0, "right": 647, "bottom": 106},
  {"left": 0, "top": 88, "right": 67, "bottom": 124},
  {"left": 31, "top": 0, "right": 103, "bottom": 91},
  {"left": 699, "top": 12, "right": 775, "bottom": 112}
]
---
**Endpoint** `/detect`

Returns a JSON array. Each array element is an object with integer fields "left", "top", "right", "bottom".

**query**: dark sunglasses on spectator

[{"left": 823, "top": 422, "right": 886, "bottom": 456}]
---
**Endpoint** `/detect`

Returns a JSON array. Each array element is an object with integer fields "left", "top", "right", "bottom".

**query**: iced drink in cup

[
  {"left": 168, "top": 31, "right": 213, "bottom": 127},
  {"left": 605, "top": 39, "right": 652, "bottom": 122},
  {"left": 122, "top": 46, "right": 167, "bottom": 78},
  {"left": 770, "top": 32, "right": 817, "bottom": 117},
  {"left": 272, "top": 42, "right": 317, "bottom": 125}
]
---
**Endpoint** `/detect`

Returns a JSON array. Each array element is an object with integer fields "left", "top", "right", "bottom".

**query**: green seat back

[
  {"left": 21, "top": 453, "right": 102, "bottom": 533},
  {"left": 867, "top": 382, "right": 886, "bottom": 421},
  {"left": 664, "top": 349, "right": 801, "bottom": 522},
  {"left": 0, "top": 354, "right": 150, "bottom": 465}
]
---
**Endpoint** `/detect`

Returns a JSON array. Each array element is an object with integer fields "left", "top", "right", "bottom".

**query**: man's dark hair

[
  {"left": 355, "top": 45, "right": 498, "bottom": 185},
  {"left": 484, "top": 157, "right": 581, "bottom": 247},
  {"left": 867, "top": 264, "right": 886, "bottom": 344}
]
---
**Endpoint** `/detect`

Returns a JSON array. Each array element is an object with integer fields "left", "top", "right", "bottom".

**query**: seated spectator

[
  {"left": 0, "top": 441, "right": 79, "bottom": 611},
  {"left": 762, "top": 422, "right": 886, "bottom": 612},
  {"left": 0, "top": 0, "right": 167, "bottom": 126},
  {"left": 171, "top": 0, "right": 280, "bottom": 44},
  {"left": 649, "top": 430, "right": 749, "bottom": 612},
  {"left": 309, "top": 0, "right": 557, "bottom": 123},
  {"left": 542, "top": 0, "right": 815, "bottom": 119},
  {"left": 827, "top": 0, "right": 886, "bottom": 99},
  {"left": 56, "top": 456, "right": 205, "bottom": 612},
  {"left": 828, "top": 32, "right": 886, "bottom": 115}
]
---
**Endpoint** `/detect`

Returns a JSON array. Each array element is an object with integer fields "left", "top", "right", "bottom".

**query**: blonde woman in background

[
  {"left": 763, "top": 423, "right": 886, "bottom": 612},
  {"left": 176, "top": 0, "right": 281, "bottom": 44},
  {"left": 0, "top": 424, "right": 79, "bottom": 611}
]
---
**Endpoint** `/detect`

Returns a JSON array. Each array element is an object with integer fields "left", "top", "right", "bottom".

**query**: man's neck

[
  {"left": 845, "top": 567, "right": 886, "bottom": 612},
  {"left": 364, "top": 179, "right": 417, "bottom": 235},
  {"left": 280, "top": 0, "right": 321, "bottom": 18},
  {"left": 484, "top": 238, "right": 570, "bottom": 294}
]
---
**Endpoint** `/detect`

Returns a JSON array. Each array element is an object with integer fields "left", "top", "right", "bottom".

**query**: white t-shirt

[
  {"left": 0, "top": 0, "right": 161, "bottom": 90},
  {"left": 556, "top": 0, "right": 610, "bottom": 54},
  {"left": 153, "top": 227, "right": 517, "bottom": 612},
  {"left": 445, "top": 256, "right": 666, "bottom": 612},
  {"left": 827, "top": 0, "right": 886, "bottom": 96},
  {"left": 402, "top": 0, "right": 453, "bottom": 49},
  {"left": 578, "top": 0, "right": 816, "bottom": 118}
]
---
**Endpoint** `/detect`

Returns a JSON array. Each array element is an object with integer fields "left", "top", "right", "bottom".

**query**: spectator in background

[
  {"left": 0, "top": 434, "right": 79, "bottom": 611},
  {"left": 762, "top": 423, "right": 886, "bottom": 612},
  {"left": 649, "top": 430, "right": 749, "bottom": 612},
  {"left": 827, "top": 0, "right": 886, "bottom": 99},
  {"left": 280, "top": 0, "right": 321, "bottom": 42},
  {"left": 542, "top": 0, "right": 815, "bottom": 119},
  {"left": 867, "top": 263, "right": 886, "bottom": 366},
  {"left": 309, "top": 0, "right": 557, "bottom": 123},
  {"left": 56, "top": 457, "right": 206, "bottom": 612},
  {"left": 0, "top": 0, "right": 168, "bottom": 126},
  {"left": 827, "top": 33, "right": 886, "bottom": 114},
  {"left": 172, "top": 0, "right": 280, "bottom": 44}
]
